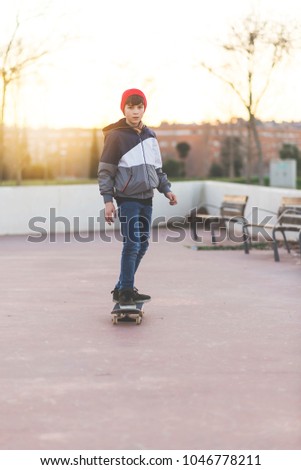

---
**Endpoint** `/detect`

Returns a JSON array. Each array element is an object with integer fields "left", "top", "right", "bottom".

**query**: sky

[{"left": 1, "top": 0, "right": 301, "bottom": 128}]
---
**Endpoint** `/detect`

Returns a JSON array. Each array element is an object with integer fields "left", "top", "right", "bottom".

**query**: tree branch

[
  {"left": 200, "top": 61, "right": 249, "bottom": 110},
  {"left": 2, "top": 14, "right": 21, "bottom": 69}
]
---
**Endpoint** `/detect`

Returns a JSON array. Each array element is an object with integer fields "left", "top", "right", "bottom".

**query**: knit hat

[{"left": 120, "top": 88, "right": 147, "bottom": 113}]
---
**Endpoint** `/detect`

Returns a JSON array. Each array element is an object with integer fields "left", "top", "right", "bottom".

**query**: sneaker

[
  {"left": 119, "top": 288, "right": 135, "bottom": 306},
  {"left": 111, "top": 288, "right": 119, "bottom": 303},
  {"left": 133, "top": 287, "right": 151, "bottom": 303}
]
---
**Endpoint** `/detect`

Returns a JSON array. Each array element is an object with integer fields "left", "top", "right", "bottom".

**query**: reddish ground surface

[{"left": 0, "top": 229, "right": 300, "bottom": 450}]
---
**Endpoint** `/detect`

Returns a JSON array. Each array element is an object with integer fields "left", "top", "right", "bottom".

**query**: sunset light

[{"left": 1, "top": 0, "right": 301, "bottom": 128}]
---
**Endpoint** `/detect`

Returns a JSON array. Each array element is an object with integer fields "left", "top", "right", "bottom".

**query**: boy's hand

[
  {"left": 104, "top": 202, "right": 116, "bottom": 224},
  {"left": 165, "top": 192, "right": 178, "bottom": 206}
]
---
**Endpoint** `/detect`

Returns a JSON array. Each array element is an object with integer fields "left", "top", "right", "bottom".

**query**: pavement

[{"left": 0, "top": 228, "right": 300, "bottom": 450}]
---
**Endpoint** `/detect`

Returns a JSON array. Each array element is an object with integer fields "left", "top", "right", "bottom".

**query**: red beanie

[{"left": 120, "top": 88, "right": 147, "bottom": 113}]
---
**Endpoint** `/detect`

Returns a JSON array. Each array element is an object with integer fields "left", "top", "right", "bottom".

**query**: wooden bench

[
  {"left": 187, "top": 194, "right": 249, "bottom": 250},
  {"left": 242, "top": 197, "right": 301, "bottom": 261}
]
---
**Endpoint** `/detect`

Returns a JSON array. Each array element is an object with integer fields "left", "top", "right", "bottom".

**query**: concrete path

[{"left": 0, "top": 229, "right": 300, "bottom": 450}]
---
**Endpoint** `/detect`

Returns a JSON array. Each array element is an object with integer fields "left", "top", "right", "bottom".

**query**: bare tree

[
  {"left": 0, "top": 4, "right": 72, "bottom": 183},
  {"left": 201, "top": 13, "right": 299, "bottom": 184}
]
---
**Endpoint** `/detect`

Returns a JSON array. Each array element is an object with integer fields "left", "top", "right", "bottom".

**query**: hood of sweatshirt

[{"left": 103, "top": 118, "right": 145, "bottom": 136}]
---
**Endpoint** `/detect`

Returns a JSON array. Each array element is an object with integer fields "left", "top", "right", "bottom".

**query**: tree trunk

[
  {"left": 250, "top": 114, "right": 264, "bottom": 185},
  {"left": 0, "top": 123, "right": 4, "bottom": 183},
  {"left": 229, "top": 133, "right": 234, "bottom": 178},
  {"left": 245, "top": 121, "right": 252, "bottom": 184},
  {"left": 16, "top": 167, "right": 22, "bottom": 185},
  {"left": 0, "top": 79, "right": 8, "bottom": 183}
]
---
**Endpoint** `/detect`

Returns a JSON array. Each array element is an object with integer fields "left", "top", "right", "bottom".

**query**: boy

[{"left": 98, "top": 88, "right": 177, "bottom": 306}]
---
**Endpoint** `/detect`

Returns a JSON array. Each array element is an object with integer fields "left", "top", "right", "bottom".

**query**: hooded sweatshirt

[{"left": 97, "top": 118, "right": 171, "bottom": 203}]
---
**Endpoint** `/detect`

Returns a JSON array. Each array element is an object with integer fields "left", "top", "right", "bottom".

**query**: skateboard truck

[{"left": 111, "top": 302, "right": 144, "bottom": 325}]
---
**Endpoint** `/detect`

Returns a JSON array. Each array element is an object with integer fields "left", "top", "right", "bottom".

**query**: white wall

[
  {"left": 1, "top": 180, "right": 300, "bottom": 236},
  {"left": 0, "top": 181, "right": 204, "bottom": 236},
  {"left": 0, "top": 185, "right": 102, "bottom": 236}
]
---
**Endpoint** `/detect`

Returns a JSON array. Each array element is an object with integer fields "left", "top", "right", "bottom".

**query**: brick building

[
  {"left": 3, "top": 120, "right": 301, "bottom": 179},
  {"left": 154, "top": 120, "right": 301, "bottom": 178},
  {"left": 4, "top": 127, "right": 103, "bottom": 179}
]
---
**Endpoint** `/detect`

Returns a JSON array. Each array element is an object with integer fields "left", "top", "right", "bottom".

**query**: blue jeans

[{"left": 115, "top": 200, "right": 152, "bottom": 291}]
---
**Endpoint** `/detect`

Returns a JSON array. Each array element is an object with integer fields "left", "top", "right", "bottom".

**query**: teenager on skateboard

[{"left": 97, "top": 88, "right": 178, "bottom": 307}]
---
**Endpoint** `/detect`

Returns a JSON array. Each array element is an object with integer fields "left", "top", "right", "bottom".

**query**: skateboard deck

[{"left": 111, "top": 302, "right": 144, "bottom": 325}]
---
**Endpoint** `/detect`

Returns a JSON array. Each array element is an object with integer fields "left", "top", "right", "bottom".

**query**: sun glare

[{"left": 1, "top": 0, "right": 301, "bottom": 128}]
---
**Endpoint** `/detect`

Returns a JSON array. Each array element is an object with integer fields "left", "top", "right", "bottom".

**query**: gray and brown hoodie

[{"left": 97, "top": 118, "right": 171, "bottom": 203}]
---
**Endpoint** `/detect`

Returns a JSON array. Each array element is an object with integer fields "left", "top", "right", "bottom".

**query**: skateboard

[{"left": 111, "top": 302, "right": 144, "bottom": 325}]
